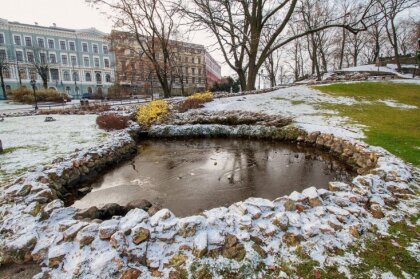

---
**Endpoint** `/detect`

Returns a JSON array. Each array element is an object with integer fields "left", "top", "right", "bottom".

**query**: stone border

[{"left": 0, "top": 123, "right": 417, "bottom": 278}]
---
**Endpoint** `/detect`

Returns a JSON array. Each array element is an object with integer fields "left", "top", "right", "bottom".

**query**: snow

[{"left": 0, "top": 114, "right": 113, "bottom": 186}]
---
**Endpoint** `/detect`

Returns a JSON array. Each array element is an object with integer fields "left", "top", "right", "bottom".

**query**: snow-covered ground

[
  {"left": 0, "top": 114, "right": 112, "bottom": 186},
  {"left": 203, "top": 85, "right": 365, "bottom": 139}
]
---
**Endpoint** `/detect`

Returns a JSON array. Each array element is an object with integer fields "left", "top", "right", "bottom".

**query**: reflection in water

[{"left": 73, "top": 139, "right": 354, "bottom": 216}]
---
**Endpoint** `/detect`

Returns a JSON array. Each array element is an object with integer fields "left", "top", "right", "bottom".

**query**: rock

[
  {"left": 76, "top": 223, "right": 99, "bottom": 246},
  {"left": 77, "top": 187, "right": 91, "bottom": 195},
  {"left": 99, "top": 219, "right": 120, "bottom": 240},
  {"left": 150, "top": 209, "right": 174, "bottom": 226},
  {"left": 222, "top": 234, "right": 246, "bottom": 261},
  {"left": 272, "top": 212, "right": 289, "bottom": 231},
  {"left": 328, "top": 182, "right": 351, "bottom": 192},
  {"left": 120, "top": 208, "right": 149, "bottom": 233},
  {"left": 126, "top": 199, "right": 152, "bottom": 211},
  {"left": 43, "top": 199, "right": 64, "bottom": 215},
  {"left": 282, "top": 232, "right": 302, "bottom": 246},
  {"left": 283, "top": 199, "right": 296, "bottom": 211},
  {"left": 63, "top": 222, "right": 88, "bottom": 241},
  {"left": 193, "top": 231, "right": 208, "bottom": 258},
  {"left": 309, "top": 197, "right": 322, "bottom": 207},
  {"left": 369, "top": 204, "right": 385, "bottom": 219},
  {"left": 349, "top": 225, "right": 361, "bottom": 237},
  {"left": 120, "top": 268, "right": 141, "bottom": 279},
  {"left": 47, "top": 244, "right": 70, "bottom": 268},
  {"left": 168, "top": 253, "right": 188, "bottom": 267},
  {"left": 295, "top": 203, "right": 306, "bottom": 212},
  {"left": 328, "top": 220, "right": 343, "bottom": 231},
  {"left": 3, "top": 233, "right": 37, "bottom": 263},
  {"left": 76, "top": 206, "right": 99, "bottom": 220},
  {"left": 178, "top": 216, "right": 206, "bottom": 237},
  {"left": 132, "top": 226, "right": 150, "bottom": 245},
  {"left": 252, "top": 243, "right": 267, "bottom": 258},
  {"left": 110, "top": 231, "right": 128, "bottom": 252},
  {"left": 147, "top": 205, "right": 163, "bottom": 216},
  {"left": 24, "top": 202, "right": 42, "bottom": 217},
  {"left": 99, "top": 203, "right": 126, "bottom": 219}
]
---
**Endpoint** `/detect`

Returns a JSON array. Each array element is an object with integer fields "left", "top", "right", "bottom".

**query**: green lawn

[{"left": 315, "top": 82, "right": 420, "bottom": 166}]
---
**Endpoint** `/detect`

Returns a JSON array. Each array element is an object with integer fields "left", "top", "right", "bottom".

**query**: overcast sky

[{"left": 0, "top": 0, "right": 230, "bottom": 75}]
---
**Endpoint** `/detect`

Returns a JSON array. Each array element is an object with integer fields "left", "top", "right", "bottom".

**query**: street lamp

[
  {"left": 258, "top": 69, "right": 264, "bottom": 90},
  {"left": 30, "top": 78, "right": 38, "bottom": 110}
]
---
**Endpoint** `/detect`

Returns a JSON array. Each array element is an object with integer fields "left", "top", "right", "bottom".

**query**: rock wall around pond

[{"left": 0, "top": 123, "right": 417, "bottom": 279}]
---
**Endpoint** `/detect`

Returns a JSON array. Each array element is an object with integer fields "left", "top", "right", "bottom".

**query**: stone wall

[{"left": 0, "top": 123, "right": 416, "bottom": 279}]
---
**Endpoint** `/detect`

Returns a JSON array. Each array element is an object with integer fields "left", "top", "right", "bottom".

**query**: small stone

[
  {"left": 252, "top": 243, "right": 267, "bottom": 258},
  {"left": 295, "top": 204, "right": 305, "bottom": 212},
  {"left": 283, "top": 199, "right": 296, "bottom": 211},
  {"left": 126, "top": 199, "right": 152, "bottom": 211},
  {"left": 43, "top": 199, "right": 64, "bottom": 215},
  {"left": 272, "top": 212, "right": 289, "bottom": 231},
  {"left": 99, "top": 219, "right": 120, "bottom": 240},
  {"left": 76, "top": 206, "right": 99, "bottom": 220},
  {"left": 193, "top": 232, "right": 208, "bottom": 258},
  {"left": 147, "top": 205, "right": 163, "bottom": 216},
  {"left": 132, "top": 227, "right": 150, "bottom": 245},
  {"left": 24, "top": 202, "right": 42, "bottom": 217},
  {"left": 63, "top": 222, "right": 88, "bottom": 241},
  {"left": 99, "top": 203, "right": 126, "bottom": 219},
  {"left": 309, "top": 197, "right": 322, "bottom": 207},
  {"left": 328, "top": 182, "right": 351, "bottom": 192},
  {"left": 328, "top": 220, "right": 343, "bottom": 231},
  {"left": 168, "top": 253, "right": 188, "bottom": 267},
  {"left": 120, "top": 268, "right": 141, "bottom": 279},
  {"left": 119, "top": 208, "right": 149, "bottom": 233},
  {"left": 76, "top": 223, "right": 99, "bottom": 246},
  {"left": 349, "top": 225, "right": 361, "bottom": 238},
  {"left": 369, "top": 204, "right": 385, "bottom": 219},
  {"left": 150, "top": 209, "right": 174, "bottom": 226},
  {"left": 282, "top": 232, "right": 301, "bottom": 246},
  {"left": 222, "top": 234, "right": 246, "bottom": 261},
  {"left": 110, "top": 231, "right": 128, "bottom": 252}
]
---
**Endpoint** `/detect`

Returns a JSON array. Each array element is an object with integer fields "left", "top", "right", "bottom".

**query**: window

[
  {"left": 19, "top": 68, "right": 27, "bottom": 79},
  {"left": 49, "top": 53, "right": 56, "bottom": 64},
  {"left": 29, "top": 68, "right": 37, "bottom": 79},
  {"left": 40, "top": 53, "right": 47, "bottom": 64},
  {"left": 27, "top": 51, "right": 34, "bottom": 63},
  {"left": 104, "top": 58, "right": 110, "bottom": 68},
  {"left": 198, "top": 68, "right": 202, "bottom": 75},
  {"left": 192, "top": 77, "right": 196, "bottom": 83},
  {"left": 85, "top": 72, "right": 92, "bottom": 82},
  {"left": 0, "top": 49, "right": 6, "bottom": 60},
  {"left": 63, "top": 70, "right": 70, "bottom": 81},
  {"left": 72, "top": 71, "right": 79, "bottom": 81},
  {"left": 0, "top": 33, "right": 4, "bottom": 44},
  {"left": 92, "top": 44, "right": 98, "bottom": 54},
  {"left": 94, "top": 57, "right": 100, "bottom": 67},
  {"left": 16, "top": 50, "right": 23, "bottom": 62},
  {"left": 83, "top": 56, "right": 90, "bottom": 67},
  {"left": 103, "top": 45, "right": 108, "bottom": 54},
  {"left": 198, "top": 58, "right": 201, "bottom": 64},
  {"left": 192, "top": 68, "right": 195, "bottom": 74},
  {"left": 69, "top": 41, "right": 76, "bottom": 51},
  {"left": 25, "top": 36, "right": 32, "bottom": 47},
  {"left": 14, "top": 35, "right": 21, "bottom": 45},
  {"left": 37, "top": 38, "right": 44, "bottom": 48},
  {"left": 59, "top": 40, "right": 66, "bottom": 50},
  {"left": 82, "top": 42, "right": 88, "bottom": 52},
  {"left": 61, "top": 54, "right": 68, "bottom": 65},
  {"left": 4, "top": 69, "right": 11, "bottom": 78},
  {"left": 70, "top": 55, "right": 77, "bottom": 66},
  {"left": 48, "top": 39, "right": 55, "bottom": 49},
  {"left": 95, "top": 72, "right": 101, "bottom": 83},
  {"left": 50, "top": 69, "right": 59, "bottom": 81},
  {"left": 105, "top": 74, "right": 111, "bottom": 83}
]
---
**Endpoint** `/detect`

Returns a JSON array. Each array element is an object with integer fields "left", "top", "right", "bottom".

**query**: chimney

[
  {"left": 52, "top": 23, "right": 56, "bottom": 27},
  {"left": 34, "top": 22, "right": 38, "bottom": 25}
]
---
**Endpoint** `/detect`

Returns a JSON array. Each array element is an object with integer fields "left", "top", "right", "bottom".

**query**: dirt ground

[{"left": 0, "top": 263, "right": 41, "bottom": 279}]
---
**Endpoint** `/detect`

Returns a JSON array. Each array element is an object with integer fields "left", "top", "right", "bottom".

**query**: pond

[{"left": 73, "top": 139, "right": 354, "bottom": 216}]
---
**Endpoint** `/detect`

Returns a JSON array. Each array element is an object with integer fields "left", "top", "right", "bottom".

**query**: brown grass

[{"left": 10, "top": 87, "right": 71, "bottom": 104}]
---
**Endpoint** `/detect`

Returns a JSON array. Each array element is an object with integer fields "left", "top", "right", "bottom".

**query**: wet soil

[{"left": 73, "top": 139, "right": 354, "bottom": 217}]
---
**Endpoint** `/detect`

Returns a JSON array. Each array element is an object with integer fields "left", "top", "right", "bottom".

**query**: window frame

[
  {"left": 68, "top": 41, "right": 76, "bottom": 51},
  {"left": 49, "top": 53, "right": 57, "bottom": 64},
  {"left": 15, "top": 49, "right": 24, "bottom": 62},
  {"left": 26, "top": 50, "right": 34, "bottom": 63},
  {"left": 92, "top": 43, "right": 99, "bottom": 54},
  {"left": 0, "top": 32, "right": 6, "bottom": 45},
  {"left": 104, "top": 57, "right": 110, "bottom": 68},
  {"left": 83, "top": 55, "right": 90, "bottom": 67},
  {"left": 59, "top": 40, "right": 67, "bottom": 51},
  {"left": 81, "top": 42, "right": 89, "bottom": 52},
  {"left": 37, "top": 37, "right": 45, "bottom": 48},
  {"left": 93, "top": 56, "right": 100, "bottom": 68},
  {"left": 47, "top": 38, "right": 55, "bottom": 49},
  {"left": 24, "top": 36, "right": 32, "bottom": 47},
  {"left": 61, "top": 54, "right": 68, "bottom": 65},
  {"left": 13, "top": 34, "right": 22, "bottom": 46}
]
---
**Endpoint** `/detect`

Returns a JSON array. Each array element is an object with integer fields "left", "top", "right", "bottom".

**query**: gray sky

[{"left": 0, "top": 0, "right": 230, "bottom": 75}]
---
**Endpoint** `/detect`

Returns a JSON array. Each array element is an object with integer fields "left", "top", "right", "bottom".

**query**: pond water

[{"left": 73, "top": 139, "right": 354, "bottom": 216}]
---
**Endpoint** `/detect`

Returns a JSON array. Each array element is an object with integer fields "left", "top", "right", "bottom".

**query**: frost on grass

[{"left": 0, "top": 114, "right": 113, "bottom": 186}]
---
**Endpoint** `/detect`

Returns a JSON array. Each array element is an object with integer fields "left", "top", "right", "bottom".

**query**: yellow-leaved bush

[
  {"left": 179, "top": 91, "right": 214, "bottom": 112},
  {"left": 136, "top": 99, "right": 170, "bottom": 127}
]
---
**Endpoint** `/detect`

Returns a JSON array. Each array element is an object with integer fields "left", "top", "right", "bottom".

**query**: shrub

[
  {"left": 178, "top": 92, "right": 214, "bottom": 112},
  {"left": 10, "top": 87, "right": 71, "bottom": 104},
  {"left": 96, "top": 113, "right": 129, "bottom": 131},
  {"left": 136, "top": 100, "right": 170, "bottom": 127}
]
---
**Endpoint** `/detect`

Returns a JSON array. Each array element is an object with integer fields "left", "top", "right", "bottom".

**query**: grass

[
  {"left": 0, "top": 146, "right": 31, "bottom": 155},
  {"left": 315, "top": 82, "right": 420, "bottom": 166}
]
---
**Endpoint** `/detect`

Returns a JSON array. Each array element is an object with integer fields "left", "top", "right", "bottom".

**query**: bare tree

[
  {"left": 90, "top": 0, "right": 180, "bottom": 98},
  {"left": 377, "top": 0, "right": 420, "bottom": 71},
  {"left": 181, "top": 0, "right": 377, "bottom": 90}
]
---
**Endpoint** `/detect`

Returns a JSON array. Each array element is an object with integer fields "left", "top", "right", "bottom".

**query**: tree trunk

[
  {"left": 390, "top": 19, "right": 401, "bottom": 72},
  {"left": 246, "top": 64, "right": 258, "bottom": 91},
  {"left": 338, "top": 29, "right": 346, "bottom": 69},
  {"left": 0, "top": 71, "right": 7, "bottom": 100}
]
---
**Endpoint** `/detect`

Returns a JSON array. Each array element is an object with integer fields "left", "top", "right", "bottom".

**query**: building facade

[
  {"left": 205, "top": 51, "right": 222, "bottom": 88},
  {"left": 0, "top": 18, "right": 115, "bottom": 99},
  {"left": 111, "top": 32, "right": 221, "bottom": 96}
]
